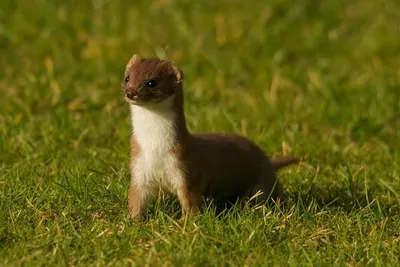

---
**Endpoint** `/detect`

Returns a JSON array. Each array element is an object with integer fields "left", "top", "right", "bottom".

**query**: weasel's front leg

[
  {"left": 128, "top": 182, "right": 150, "bottom": 219},
  {"left": 177, "top": 185, "right": 200, "bottom": 217}
]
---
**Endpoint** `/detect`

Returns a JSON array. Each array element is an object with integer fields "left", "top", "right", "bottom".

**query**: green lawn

[{"left": 1, "top": 0, "right": 400, "bottom": 265}]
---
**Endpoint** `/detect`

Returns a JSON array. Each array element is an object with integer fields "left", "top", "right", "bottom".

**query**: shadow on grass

[
  {"left": 141, "top": 178, "right": 398, "bottom": 223},
  {"left": 51, "top": 163, "right": 399, "bottom": 224}
]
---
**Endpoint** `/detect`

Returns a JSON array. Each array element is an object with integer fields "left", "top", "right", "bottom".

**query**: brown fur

[{"left": 122, "top": 55, "right": 299, "bottom": 218}]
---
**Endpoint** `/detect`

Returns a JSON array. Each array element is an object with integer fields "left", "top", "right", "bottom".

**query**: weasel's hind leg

[{"left": 244, "top": 163, "right": 282, "bottom": 205}]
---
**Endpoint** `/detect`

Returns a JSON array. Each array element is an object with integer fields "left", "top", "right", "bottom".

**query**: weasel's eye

[
  {"left": 146, "top": 79, "right": 157, "bottom": 88},
  {"left": 124, "top": 76, "right": 130, "bottom": 83}
]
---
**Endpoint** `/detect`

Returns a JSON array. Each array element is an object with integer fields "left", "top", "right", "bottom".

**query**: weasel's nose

[{"left": 125, "top": 90, "right": 137, "bottom": 99}]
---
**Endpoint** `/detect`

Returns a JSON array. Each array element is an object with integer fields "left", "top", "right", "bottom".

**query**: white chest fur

[{"left": 130, "top": 96, "right": 184, "bottom": 194}]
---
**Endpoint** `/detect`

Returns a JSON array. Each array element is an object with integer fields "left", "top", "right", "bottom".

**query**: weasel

[{"left": 122, "top": 55, "right": 299, "bottom": 218}]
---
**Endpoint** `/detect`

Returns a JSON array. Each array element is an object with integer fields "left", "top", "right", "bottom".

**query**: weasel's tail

[{"left": 270, "top": 156, "right": 299, "bottom": 171}]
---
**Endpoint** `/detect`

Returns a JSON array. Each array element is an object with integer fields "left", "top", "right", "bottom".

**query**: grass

[{"left": 1, "top": 0, "right": 400, "bottom": 265}]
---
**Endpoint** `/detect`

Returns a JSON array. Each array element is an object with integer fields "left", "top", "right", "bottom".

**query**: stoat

[{"left": 121, "top": 55, "right": 299, "bottom": 218}]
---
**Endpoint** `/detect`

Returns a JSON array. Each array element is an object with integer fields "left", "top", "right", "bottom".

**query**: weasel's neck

[{"left": 130, "top": 92, "right": 188, "bottom": 153}]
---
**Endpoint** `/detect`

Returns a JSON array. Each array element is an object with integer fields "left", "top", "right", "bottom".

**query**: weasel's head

[{"left": 122, "top": 55, "right": 183, "bottom": 106}]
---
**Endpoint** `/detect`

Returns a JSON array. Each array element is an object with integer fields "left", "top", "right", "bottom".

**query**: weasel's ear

[
  {"left": 125, "top": 54, "right": 141, "bottom": 72},
  {"left": 170, "top": 63, "right": 183, "bottom": 83}
]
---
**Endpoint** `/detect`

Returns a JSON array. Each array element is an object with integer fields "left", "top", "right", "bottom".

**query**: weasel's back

[{"left": 190, "top": 133, "right": 268, "bottom": 197}]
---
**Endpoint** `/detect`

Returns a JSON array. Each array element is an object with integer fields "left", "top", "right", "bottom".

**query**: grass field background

[{"left": 1, "top": 0, "right": 400, "bottom": 265}]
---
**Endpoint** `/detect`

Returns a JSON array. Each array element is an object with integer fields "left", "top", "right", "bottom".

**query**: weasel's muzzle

[{"left": 124, "top": 89, "right": 137, "bottom": 100}]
